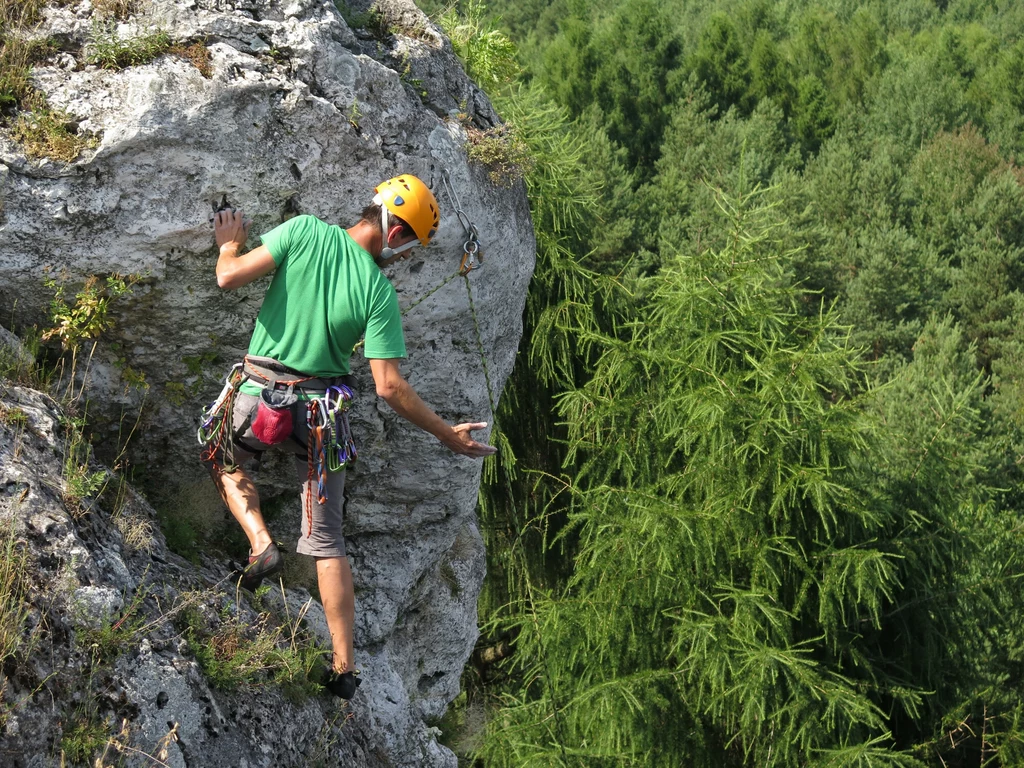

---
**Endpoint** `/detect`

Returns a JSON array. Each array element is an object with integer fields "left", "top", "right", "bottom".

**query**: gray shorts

[{"left": 208, "top": 390, "right": 348, "bottom": 558}]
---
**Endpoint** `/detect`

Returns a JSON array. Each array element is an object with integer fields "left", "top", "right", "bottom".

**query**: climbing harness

[{"left": 197, "top": 357, "right": 358, "bottom": 491}]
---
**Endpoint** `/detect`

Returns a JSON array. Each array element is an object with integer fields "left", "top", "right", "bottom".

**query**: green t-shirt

[{"left": 242, "top": 215, "right": 406, "bottom": 388}]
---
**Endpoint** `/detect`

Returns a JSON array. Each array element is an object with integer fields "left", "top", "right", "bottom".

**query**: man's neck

[{"left": 347, "top": 220, "right": 383, "bottom": 258}]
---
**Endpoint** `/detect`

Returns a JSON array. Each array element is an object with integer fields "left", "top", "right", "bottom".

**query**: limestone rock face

[{"left": 0, "top": 0, "right": 534, "bottom": 764}]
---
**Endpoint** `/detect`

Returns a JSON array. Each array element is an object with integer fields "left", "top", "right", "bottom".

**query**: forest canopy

[{"left": 420, "top": 0, "right": 1024, "bottom": 764}]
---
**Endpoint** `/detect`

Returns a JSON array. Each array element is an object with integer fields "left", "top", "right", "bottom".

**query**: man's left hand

[{"left": 446, "top": 422, "right": 498, "bottom": 457}]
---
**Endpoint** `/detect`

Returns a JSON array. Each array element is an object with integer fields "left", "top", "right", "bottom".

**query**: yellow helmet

[{"left": 374, "top": 174, "right": 440, "bottom": 247}]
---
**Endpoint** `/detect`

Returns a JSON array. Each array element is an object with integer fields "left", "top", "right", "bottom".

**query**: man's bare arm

[
  {"left": 214, "top": 209, "right": 277, "bottom": 290},
  {"left": 369, "top": 357, "right": 496, "bottom": 458}
]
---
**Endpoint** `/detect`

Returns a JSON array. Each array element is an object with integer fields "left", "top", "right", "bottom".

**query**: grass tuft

[
  {"left": 335, "top": 2, "right": 391, "bottom": 41},
  {"left": 0, "top": 3, "right": 91, "bottom": 163},
  {"left": 60, "top": 704, "right": 109, "bottom": 765},
  {"left": 0, "top": 0, "right": 44, "bottom": 34},
  {"left": 465, "top": 122, "right": 534, "bottom": 187},
  {"left": 0, "top": 516, "right": 38, "bottom": 731},
  {"left": 180, "top": 593, "right": 327, "bottom": 701},
  {"left": 11, "top": 107, "right": 94, "bottom": 162},
  {"left": 87, "top": 23, "right": 172, "bottom": 70},
  {"left": 91, "top": 0, "right": 136, "bottom": 21}
]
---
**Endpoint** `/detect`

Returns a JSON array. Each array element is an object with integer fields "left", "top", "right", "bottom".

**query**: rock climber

[{"left": 201, "top": 175, "right": 496, "bottom": 700}]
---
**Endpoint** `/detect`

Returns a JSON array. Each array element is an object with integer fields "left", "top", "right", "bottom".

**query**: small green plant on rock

[
  {"left": 43, "top": 273, "right": 139, "bottom": 353},
  {"left": 0, "top": 518, "right": 35, "bottom": 672},
  {"left": 163, "top": 380, "right": 188, "bottom": 406},
  {"left": 335, "top": 2, "right": 391, "bottom": 41},
  {"left": 0, "top": 34, "right": 51, "bottom": 109},
  {"left": 347, "top": 100, "right": 362, "bottom": 130},
  {"left": 60, "top": 699, "right": 109, "bottom": 765},
  {"left": 439, "top": 0, "right": 519, "bottom": 89},
  {"left": 10, "top": 102, "right": 94, "bottom": 163},
  {"left": 465, "top": 122, "right": 533, "bottom": 186},
  {"left": 87, "top": 22, "right": 171, "bottom": 70},
  {"left": 60, "top": 412, "right": 107, "bottom": 514},
  {"left": 0, "top": 403, "right": 27, "bottom": 428},
  {"left": 181, "top": 596, "right": 326, "bottom": 701},
  {"left": 0, "top": 1, "right": 93, "bottom": 162},
  {"left": 78, "top": 581, "right": 151, "bottom": 663}
]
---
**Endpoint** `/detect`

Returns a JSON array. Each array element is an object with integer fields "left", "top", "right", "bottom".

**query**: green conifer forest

[{"left": 423, "top": 0, "right": 1024, "bottom": 764}]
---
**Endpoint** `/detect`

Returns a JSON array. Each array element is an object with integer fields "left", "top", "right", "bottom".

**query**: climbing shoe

[
  {"left": 238, "top": 542, "right": 283, "bottom": 591},
  {"left": 323, "top": 669, "right": 362, "bottom": 700}
]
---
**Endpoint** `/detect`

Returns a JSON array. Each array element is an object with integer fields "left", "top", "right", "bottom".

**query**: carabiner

[{"left": 460, "top": 240, "right": 483, "bottom": 275}]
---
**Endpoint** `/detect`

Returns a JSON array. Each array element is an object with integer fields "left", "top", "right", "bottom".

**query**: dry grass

[
  {"left": 0, "top": 0, "right": 45, "bottom": 34},
  {"left": 0, "top": 516, "right": 36, "bottom": 730},
  {"left": 91, "top": 0, "right": 136, "bottom": 21},
  {"left": 465, "top": 123, "right": 534, "bottom": 187},
  {"left": 11, "top": 107, "right": 94, "bottom": 162},
  {"left": 170, "top": 40, "right": 211, "bottom": 78},
  {"left": 110, "top": 481, "right": 155, "bottom": 552}
]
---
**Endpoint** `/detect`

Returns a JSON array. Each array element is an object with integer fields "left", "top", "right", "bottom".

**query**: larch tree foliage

[
  {"left": 478, "top": 187, "right": 1011, "bottom": 766},
  {"left": 687, "top": 13, "right": 754, "bottom": 117}
]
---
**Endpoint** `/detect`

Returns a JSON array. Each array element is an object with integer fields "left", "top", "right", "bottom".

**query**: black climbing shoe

[
  {"left": 323, "top": 669, "right": 362, "bottom": 700},
  {"left": 238, "top": 542, "right": 283, "bottom": 591}
]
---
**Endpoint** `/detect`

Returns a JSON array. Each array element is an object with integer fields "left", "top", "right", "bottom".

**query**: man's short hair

[{"left": 360, "top": 203, "right": 415, "bottom": 240}]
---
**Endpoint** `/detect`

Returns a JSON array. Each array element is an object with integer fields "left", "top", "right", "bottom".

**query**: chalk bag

[{"left": 252, "top": 384, "right": 298, "bottom": 445}]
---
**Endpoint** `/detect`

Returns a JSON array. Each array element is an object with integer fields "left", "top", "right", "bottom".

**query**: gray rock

[
  {"left": 0, "top": 0, "right": 534, "bottom": 764},
  {"left": 70, "top": 585, "right": 125, "bottom": 629}
]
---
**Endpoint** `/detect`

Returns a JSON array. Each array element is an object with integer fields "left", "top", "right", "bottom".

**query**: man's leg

[
  {"left": 205, "top": 391, "right": 275, "bottom": 558},
  {"left": 210, "top": 465, "right": 274, "bottom": 556},
  {"left": 293, "top": 453, "right": 353, "bottom": 674},
  {"left": 316, "top": 556, "right": 356, "bottom": 673}
]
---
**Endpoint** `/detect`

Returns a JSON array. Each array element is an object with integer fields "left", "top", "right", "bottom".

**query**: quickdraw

[
  {"left": 442, "top": 170, "right": 484, "bottom": 275},
  {"left": 305, "top": 398, "right": 328, "bottom": 533},
  {"left": 198, "top": 363, "right": 244, "bottom": 471},
  {"left": 323, "top": 385, "right": 357, "bottom": 471},
  {"left": 460, "top": 237, "right": 482, "bottom": 275},
  {"left": 303, "top": 388, "right": 357, "bottom": 528}
]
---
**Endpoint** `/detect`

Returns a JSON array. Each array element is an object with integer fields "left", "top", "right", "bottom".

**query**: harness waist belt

[{"left": 243, "top": 355, "right": 354, "bottom": 391}]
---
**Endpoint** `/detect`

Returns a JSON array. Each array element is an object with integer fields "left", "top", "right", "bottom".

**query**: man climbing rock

[{"left": 201, "top": 175, "right": 496, "bottom": 700}]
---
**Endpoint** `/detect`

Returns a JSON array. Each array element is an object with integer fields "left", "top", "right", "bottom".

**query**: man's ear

[{"left": 386, "top": 224, "right": 406, "bottom": 247}]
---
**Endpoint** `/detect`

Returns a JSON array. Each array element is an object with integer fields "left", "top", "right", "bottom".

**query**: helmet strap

[
  {"left": 375, "top": 193, "right": 417, "bottom": 260},
  {"left": 379, "top": 240, "right": 417, "bottom": 260}
]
